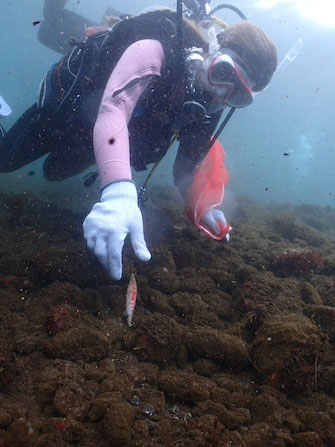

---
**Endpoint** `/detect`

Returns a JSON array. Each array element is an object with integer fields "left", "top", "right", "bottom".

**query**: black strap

[{"left": 208, "top": 107, "right": 235, "bottom": 151}]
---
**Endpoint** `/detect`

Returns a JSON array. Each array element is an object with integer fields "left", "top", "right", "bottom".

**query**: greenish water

[{"left": 1, "top": 0, "right": 334, "bottom": 211}]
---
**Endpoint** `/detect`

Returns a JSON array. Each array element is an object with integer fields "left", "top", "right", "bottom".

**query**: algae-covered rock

[
  {"left": 0, "top": 312, "right": 16, "bottom": 390},
  {"left": 102, "top": 399, "right": 136, "bottom": 445},
  {"left": 292, "top": 431, "right": 324, "bottom": 447},
  {"left": 158, "top": 369, "right": 215, "bottom": 402},
  {"left": 184, "top": 325, "right": 249, "bottom": 369},
  {"left": 130, "top": 313, "right": 183, "bottom": 366},
  {"left": 252, "top": 313, "right": 325, "bottom": 392},
  {"left": 42, "top": 326, "right": 110, "bottom": 361},
  {"left": 146, "top": 266, "right": 181, "bottom": 294},
  {"left": 304, "top": 305, "right": 335, "bottom": 342}
]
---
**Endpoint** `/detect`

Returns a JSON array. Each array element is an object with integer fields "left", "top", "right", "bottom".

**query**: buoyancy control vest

[{"left": 39, "top": 9, "right": 208, "bottom": 131}]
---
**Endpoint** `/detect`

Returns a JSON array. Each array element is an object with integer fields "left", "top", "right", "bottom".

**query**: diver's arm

[
  {"left": 38, "top": 0, "right": 99, "bottom": 54},
  {"left": 93, "top": 39, "right": 165, "bottom": 188},
  {"left": 174, "top": 112, "right": 232, "bottom": 240},
  {"left": 173, "top": 111, "right": 222, "bottom": 198},
  {"left": 83, "top": 39, "right": 164, "bottom": 280}
]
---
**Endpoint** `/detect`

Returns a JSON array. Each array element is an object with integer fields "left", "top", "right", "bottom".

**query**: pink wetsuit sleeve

[{"left": 93, "top": 39, "right": 164, "bottom": 188}]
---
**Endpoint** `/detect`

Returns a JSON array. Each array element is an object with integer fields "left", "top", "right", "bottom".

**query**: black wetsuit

[{"left": 0, "top": 7, "right": 223, "bottom": 195}]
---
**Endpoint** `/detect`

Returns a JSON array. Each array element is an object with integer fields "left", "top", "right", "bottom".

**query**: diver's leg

[
  {"left": 38, "top": 0, "right": 99, "bottom": 54},
  {"left": 38, "top": 1, "right": 125, "bottom": 54},
  {"left": 0, "top": 104, "right": 51, "bottom": 172}
]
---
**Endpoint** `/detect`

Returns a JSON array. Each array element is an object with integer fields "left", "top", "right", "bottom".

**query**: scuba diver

[{"left": 0, "top": 1, "right": 277, "bottom": 280}]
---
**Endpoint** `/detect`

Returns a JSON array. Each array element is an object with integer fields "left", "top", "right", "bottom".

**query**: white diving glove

[
  {"left": 83, "top": 180, "right": 151, "bottom": 280},
  {"left": 201, "top": 208, "right": 230, "bottom": 241}
]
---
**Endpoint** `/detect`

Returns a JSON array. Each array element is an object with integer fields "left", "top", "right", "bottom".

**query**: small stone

[
  {"left": 142, "top": 404, "right": 155, "bottom": 417},
  {"left": 169, "top": 405, "right": 180, "bottom": 415},
  {"left": 129, "top": 395, "right": 141, "bottom": 407},
  {"left": 182, "top": 412, "right": 192, "bottom": 421}
]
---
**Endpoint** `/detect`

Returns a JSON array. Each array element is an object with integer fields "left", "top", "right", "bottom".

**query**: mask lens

[
  {"left": 209, "top": 57, "right": 236, "bottom": 87},
  {"left": 208, "top": 54, "right": 254, "bottom": 108},
  {"left": 225, "top": 78, "right": 254, "bottom": 108}
]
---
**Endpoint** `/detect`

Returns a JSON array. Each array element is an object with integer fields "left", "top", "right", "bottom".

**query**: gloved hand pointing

[{"left": 83, "top": 180, "right": 151, "bottom": 280}]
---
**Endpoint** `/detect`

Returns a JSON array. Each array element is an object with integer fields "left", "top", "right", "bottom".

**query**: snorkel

[{"left": 263, "top": 37, "right": 303, "bottom": 92}]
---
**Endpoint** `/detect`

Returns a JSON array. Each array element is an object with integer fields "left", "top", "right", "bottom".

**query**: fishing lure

[{"left": 125, "top": 273, "right": 137, "bottom": 327}]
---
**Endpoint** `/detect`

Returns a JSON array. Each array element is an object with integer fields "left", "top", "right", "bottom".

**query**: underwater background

[{"left": 1, "top": 0, "right": 335, "bottom": 211}]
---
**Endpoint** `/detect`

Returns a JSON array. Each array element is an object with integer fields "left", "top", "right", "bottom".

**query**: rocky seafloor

[{"left": 1, "top": 188, "right": 335, "bottom": 447}]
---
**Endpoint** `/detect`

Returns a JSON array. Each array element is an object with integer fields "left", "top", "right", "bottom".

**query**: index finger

[{"left": 107, "top": 233, "right": 126, "bottom": 280}]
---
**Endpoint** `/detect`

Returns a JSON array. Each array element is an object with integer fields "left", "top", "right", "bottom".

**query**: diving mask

[{"left": 206, "top": 51, "right": 254, "bottom": 108}]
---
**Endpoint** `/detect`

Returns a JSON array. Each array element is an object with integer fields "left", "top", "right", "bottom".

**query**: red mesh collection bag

[{"left": 186, "top": 139, "right": 232, "bottom": 240}]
